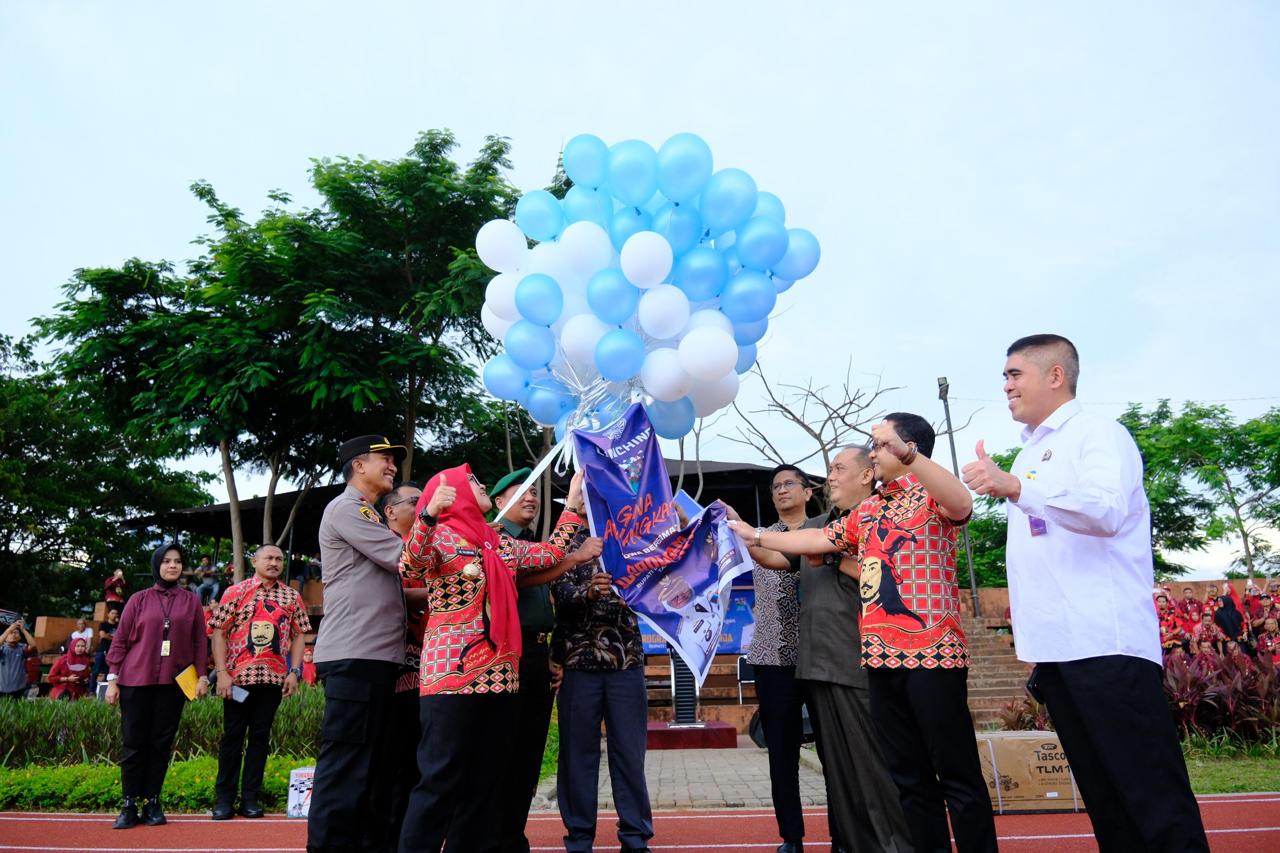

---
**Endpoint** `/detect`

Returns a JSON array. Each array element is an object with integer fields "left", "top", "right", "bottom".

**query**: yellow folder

[{"left": 174, "top": 664, "right": 199, "bottom": 701}]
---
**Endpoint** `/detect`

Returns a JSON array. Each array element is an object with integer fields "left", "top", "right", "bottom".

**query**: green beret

[{"left": 491, "top": 467, "right": 534, "bottom": 500}]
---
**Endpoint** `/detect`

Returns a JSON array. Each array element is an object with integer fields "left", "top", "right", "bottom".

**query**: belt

[{"left": 522, "top": 631, "right": 552, "bottom": 645}]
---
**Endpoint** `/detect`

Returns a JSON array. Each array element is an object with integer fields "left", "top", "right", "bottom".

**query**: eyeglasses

[
  {"left": 385, "top": 494, "right": 419, "bottom": 509},
  {"left": 770, "top": 479, "right": 807, "bottom": 492},
  {"left": 469, "top": 474, "right": 487, "bottom": 492}
]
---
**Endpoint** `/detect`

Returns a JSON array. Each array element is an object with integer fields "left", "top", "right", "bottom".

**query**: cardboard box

[{"left": 976, "top": 730, "right": 1081, "bottom": 814}]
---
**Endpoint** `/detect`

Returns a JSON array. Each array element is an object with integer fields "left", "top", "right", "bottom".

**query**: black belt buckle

[{"left": 523, "top": 631, "right": 551, "bottom": 645}]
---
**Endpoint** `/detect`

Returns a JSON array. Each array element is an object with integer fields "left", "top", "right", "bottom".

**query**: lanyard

[{"left": 157, "top": 589, "right": 178, "bottom": 641}]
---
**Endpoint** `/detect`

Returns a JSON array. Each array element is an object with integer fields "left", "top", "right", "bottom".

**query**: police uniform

[{"left": 307, "top": 436, "right": 410, "bottom": 853}]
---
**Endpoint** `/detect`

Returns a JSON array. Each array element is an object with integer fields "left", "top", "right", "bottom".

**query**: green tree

[{"left": 0, "top": 336, "right": 211, "bottom": 617}]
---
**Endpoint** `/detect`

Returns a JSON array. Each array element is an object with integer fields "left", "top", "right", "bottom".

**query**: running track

[{"left": 1, "top": 794, "right": 1276, "bottom": 851}]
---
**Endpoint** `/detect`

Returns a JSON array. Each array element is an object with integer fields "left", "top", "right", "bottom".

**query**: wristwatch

[
  {"left": 289, "top": 665, "right": 303, "bottom": 678},
  {"left": 105, "top": 673, "right": 118, "bottom": 682},
  {"left": 754, "top": 527, "right": 763, "bottom": 546}
]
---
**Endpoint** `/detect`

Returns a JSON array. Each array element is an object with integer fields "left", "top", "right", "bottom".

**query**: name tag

[
  {"left": 160, "top": 640, "right": 171, "bottom": 657},
  {"left": 1029, "top": 517, "right": 1048, "bottom": 537}
]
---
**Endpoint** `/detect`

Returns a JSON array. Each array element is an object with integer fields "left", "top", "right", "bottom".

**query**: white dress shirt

[{"left": 1005, "top": 399, "right": 1161, "bottom": 665}]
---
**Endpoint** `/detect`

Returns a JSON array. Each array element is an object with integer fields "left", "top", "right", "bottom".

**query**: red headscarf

[{"left": 416, "top": 463, "right": 522, "bottom": 666}]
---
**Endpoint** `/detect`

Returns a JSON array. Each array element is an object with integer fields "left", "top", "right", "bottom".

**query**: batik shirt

[
  {"left": 208, "top": 577, "right": 311, "bottom": 687},
  {"left": 551, "top": 529, "right": 645, "bottom": 672},
  {"left": 825, "top": 473, "right": 970, "bottom": 669},
  {"left": 745, "top": 521, "right": 800, "bottom": 667},
  {"left": 404, "top": 511, "right": 582, "bottom": 695}
]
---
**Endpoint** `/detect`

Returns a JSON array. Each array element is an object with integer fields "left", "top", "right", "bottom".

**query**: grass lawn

[{"left": 1185, "top": 756, "right": 1280, "bottom": 793}]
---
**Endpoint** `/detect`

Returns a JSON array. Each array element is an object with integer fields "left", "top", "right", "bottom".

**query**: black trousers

[
  {"left": 753, "top": 663, "right": 806, "bottom": 843},
  {"left": 306, "top": 659, "right": 399, "bottom": 853},
  {"left": 118, "top": 683, "right": 187, "bottom": 799},
  {"left": 382, "top": 688, "right": 422, "bottom": 851},
  {"left": 1033, "top": 656, "right": 1209, "bottom": 852},
  {"left": 557, "top": 666, "right": 653, "bottom": 853},
  {"left": 215, "top": 684, "right": 283, "bottom": 804},
  {"left": 867, "top": 667, "right": 997, "bottom": 853},
  {"left": 498, "top": 640, "right": 556, "bottom": 852},
  {"left": 398, "top": 692, "right": 519, "bottom": 853}
]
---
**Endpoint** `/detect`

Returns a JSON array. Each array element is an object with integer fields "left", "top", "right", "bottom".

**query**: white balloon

[
  {"left": 688, "top": 371, "right": 740, "bottom": 417},
  {"left": 486, "top": 272, "right": 520, "bottom": 320},
  {"left": 677, "top": 327, "right": 737, "bottom": 381},
  {"left": 560, "top": 313, "right": 612, "bottom": 370},
  {"left": 683, "top": 308, "right": 734, "bottom": 337},
  {"left": 637, "top": 285, "right": 691, "bottom": 340},
  {"left": 619, "top": 231, "right": 674, "bottom": 289},
  {"left": 481, "top": 302, "right": 514, "bottom": 340},
  {"left": 640, "top": 348, "right": 692, "bottom": 402},
  {"left": 476, "top": 219, "right": 528, "bottom": 272},
  {"left": 524, "top": 241, "right": 574, "bottom": 283},
  {"left": 559, "top": 221, "right": 615, "bottom": 278}
]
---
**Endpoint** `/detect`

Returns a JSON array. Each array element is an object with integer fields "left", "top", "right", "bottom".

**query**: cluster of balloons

[{"left": 478, "top": 133, "right": 821, "bottom": 441}]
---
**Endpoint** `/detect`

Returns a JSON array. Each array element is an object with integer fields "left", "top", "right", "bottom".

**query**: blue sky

[{"left": 2, "top": 2, "right": 1277, "bottom": 574}]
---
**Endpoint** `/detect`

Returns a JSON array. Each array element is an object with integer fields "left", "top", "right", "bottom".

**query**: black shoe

[
  {"left": 112, "top": 798, "right": 139, "bottom": 829},
  {"left": 140, "top": 798, "right": 167, "bottom": 826},
  {"left": 211, "top": 800, "right": 235, "bottom": 820},
  {"left": 237, "top": 799, "right": 265, "bottom": 818},
  {"left": 620, "top": 848, "right": 652, "bottom": 853},
  {"left": 778, "top": 843, "right": 804, "bottom": 853}
]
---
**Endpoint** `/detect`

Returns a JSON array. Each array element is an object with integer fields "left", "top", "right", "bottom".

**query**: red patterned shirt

[
  {"left": 404, "top": 511, "right": 582, "bottom": 696},
  {"left": 825, "top": 473, "right": 970, "bottom": 670},
  {"left": 208, "top": 577, "right": 311, "bottom": 687}
]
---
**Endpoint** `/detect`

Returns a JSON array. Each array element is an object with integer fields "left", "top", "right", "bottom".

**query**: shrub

[{"left": 0, "top": 684, "right": 326, "bottom": 767}]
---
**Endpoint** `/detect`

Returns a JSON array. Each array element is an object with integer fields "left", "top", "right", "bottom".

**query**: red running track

[{"left": 0, "top": 794, "right": 1277, "bottom": 852}]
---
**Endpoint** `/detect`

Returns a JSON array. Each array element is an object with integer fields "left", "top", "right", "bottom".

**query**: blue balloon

[
  {"left": 515, "top": 273, "right": 563, "bottom": 326},
  {"left": 721, "top": 244, "right": 743, "bottom": 275},
  {"left": 734, "top": 344, "right": 757, "bottom": 375},
  {"left": 587, "top": 268, "right": 641, "bottom": 324},
  {"left": 504, "top": 320, "right": 557, "bottom": 370},
  {"left": 645, "top": 396, "right": 696, "bottom": 440},
  {"left": 594, "top": 328, "right": 646, "bottom": 381},
  {"left": 732, "top": 317, "right": 769, "bottom": 346},
  {"left": 515, "top": 190, "right": 565, "bottom": 242},
  {"left": 719, "top": 270, "right": 776, "bottom": 323},
  {"left": 588, "top": 395, "right": 629, "bottom": 429},
  {"left": 563, "top": 184, "right": 612, "bottom": 228},
  {"left": 554, "top": 411, "right": 572, "bottom": 442},
  {"left": 753, "top": 191, "right": 786, "bottom": 223},
  {"left": 651, "top": 202, "right": 703, "bottom": 257},
  {"left": 700, "top": 168, "right": 758, "bottom": 235},
  {"left": 772, "top": 229, "right": 821, "bottom": 281},
  {"left": 671, "top": 246, "right": 729, "bottom": 301},
  {"left": 526, "top": 381, "right": 578, "bottom": 426},
  {"left": 771, "top": 274, "right": 794, "bottom": 294},
  {"left": 736, "top": 217, "right": 789, "bottom": 272},
  {"left": 656, "top": 133, "right": 713, "bottom": 203},
  {"left": 608, "top": 140, "right": 659, "bottom": 207},
  {"left": 482, "top": 354, "right": 531, "bottom": 401},
  {"left": 563, "top": 134, "right": 610, "bottom": 189},
  {"left": 609, "top": 205, "right": 653, "bottom": 252}
]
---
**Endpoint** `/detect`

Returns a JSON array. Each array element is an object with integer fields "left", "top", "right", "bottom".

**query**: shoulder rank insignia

[{"left": 358, "top": 505, "right": 380, "bottom": 523}]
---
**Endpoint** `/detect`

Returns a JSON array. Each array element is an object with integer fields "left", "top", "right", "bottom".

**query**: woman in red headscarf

[
  {"left": 397, "top": 464, "right": 602, "bottom": 853},
  {"left": 48, "top": 637, "right": 92, "bottom": 699}
]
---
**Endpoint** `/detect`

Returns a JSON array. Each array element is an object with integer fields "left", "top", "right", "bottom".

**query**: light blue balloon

[
  {"left": 589, "top": 395, "right": 629, "bottom": 429},
  {"left": 732, "top": 317, "right": 769, "bottom": 346},
  {"left": 672, "top": 246, "right": 729, "bottom": 301},
  {"left": 719, "top": 270, "right": 776, "bottom": 323},
  {"left": 646, "top": 396, "right": 696, "bottom": 440},
  {"left": 700, "top": 168, "right": 758, "bottom": 235},
  {"left": 736, "top": 216, "right": 789, "bottom": 272},
  {"left": 734, "top": 344, "right": 757, "bottom": 375},
  {"left": 554, "top": 411, "right": 572, "bottom": 442},
  {"left": 515, "top": 273, "right": 563, "bottom": 326},
  {"left": 772, "top": 274, "right": 794, "bottom": 294},
  {"left": 753, "top": 191, "right": 786, "bottom": 224},
  {"left": 594, "top": 328, "right": 646, "bottom": 381},
  {"left": 526, "top": 381, "right": 578, "bottom": 426},
  {"left": 772, "top": 229, "right": 821, "bottom": 281},
  {"left": 587, "top": 268, "right": 641, "bottom": 324},
  {"left": 652, "top": 202, "right": 703, "bottom": 257},
  {"left": 609, "top": 205, "right": 653, "bottom": 251},
  {"left": 721, "top": 245, "right": 743, "bottom": 274},
  {"left": 515, "top": 190, "right": 565, "bottom": 242},
  {"left": 563, "top": 134, "right": 610, "bottom": 189},
  {"left": 608, "top": 140, "right": 659, "bottom": 207},
  {"left": 656, "top": 133, "right": 713, "bottom": 203},
  {"left": 563, "top": 184, "right": 612, "bottom": 228},
  {"left": 505, "top": 320, "right": 557, "bottom": 370},
  {"left": 482, "top": 355, "right": 531, "bottom": 401}
]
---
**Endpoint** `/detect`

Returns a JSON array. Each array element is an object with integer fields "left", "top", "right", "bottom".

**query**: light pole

[{"left": 939, "top": 377, "right": 981, "bottom": 618}]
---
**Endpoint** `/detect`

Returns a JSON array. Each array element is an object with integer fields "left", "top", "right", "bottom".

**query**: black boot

[
  {"left": 211, "top": 795, "right": 235, "bottom": 820},
  {"left": 112, "top": 797, "right": 140, "bottom": 829},
  {"left": 141, "top": 796, "right": 167, "bottom": 826},
  {"left": 237, "top": 793, "right": 265, "bottom": 818},
  {"left": 777, "top": 842, "right": 804, "bottom": 853}
]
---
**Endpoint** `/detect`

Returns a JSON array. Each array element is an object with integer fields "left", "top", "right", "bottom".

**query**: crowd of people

[{"left": 1156, "top": 580, "right": 1280, "bottom": 669}]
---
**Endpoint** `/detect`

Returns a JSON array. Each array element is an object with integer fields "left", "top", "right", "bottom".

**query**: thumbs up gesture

[
  {"left": 961, "top": 440, "right": 1021, "bottom": 500},
  {"left": 426, "top": 473, "right": 457, "bottom": 517}
]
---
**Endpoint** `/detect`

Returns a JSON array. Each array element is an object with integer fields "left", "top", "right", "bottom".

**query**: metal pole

[{"left": 939, "top": 377, "right": 981, "bottom": 618}]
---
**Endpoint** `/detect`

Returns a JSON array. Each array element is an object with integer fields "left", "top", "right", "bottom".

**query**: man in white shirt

[{"left": 963, "top": 334, "right": 1207, "bottom": 852}]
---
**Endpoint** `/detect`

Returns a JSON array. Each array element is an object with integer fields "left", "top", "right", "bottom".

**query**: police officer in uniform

[{"left": 307, "top": 435, "right": 412, "bottom": 853}]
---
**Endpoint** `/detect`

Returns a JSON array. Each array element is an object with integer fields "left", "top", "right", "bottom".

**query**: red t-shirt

[
  {"left": 825, "top": 473, "right": 970, "bottom": 670},
  {"left": 208, "top": 577, "right": 311, "bottom": 687}
]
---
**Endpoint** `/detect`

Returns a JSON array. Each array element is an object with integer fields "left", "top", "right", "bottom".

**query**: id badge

[
  {"left": 1029, "top": 516, "right": 1048, "bottom": 537},
  {"left": 160, "top": 640, "right": 171, "bottom": 657}
]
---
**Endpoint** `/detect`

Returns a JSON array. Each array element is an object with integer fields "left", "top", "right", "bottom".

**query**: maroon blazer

[{"left": 106, "top": 585, "right": 208, "bottom": 687}]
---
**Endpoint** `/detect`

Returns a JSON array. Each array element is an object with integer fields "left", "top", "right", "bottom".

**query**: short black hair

[
  {"left": 375, "top": 481, "right": 420, "bottom": 518},
  {"left": 769, "top": 464, "right": 812, "bottom": 489},
  {"left": 1007, "top": 334, "right": 1080, "bottom": 394},
  {"left": 884, "top": 412, "right": 935, "bottom": 459},
  {"left": 341, "top": 454, "right": 362, "bottom": 483}
]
